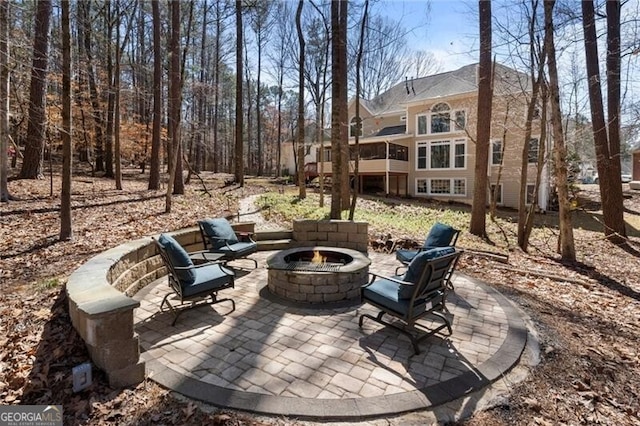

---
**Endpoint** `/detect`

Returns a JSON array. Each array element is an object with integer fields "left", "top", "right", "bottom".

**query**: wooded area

[{"left": 0, "top": 1, "right": 640, "bottom": 424}]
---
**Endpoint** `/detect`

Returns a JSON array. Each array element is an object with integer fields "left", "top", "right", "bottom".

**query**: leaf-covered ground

[{"left": 1, "top": 170, "right": 639, "bottom": 425}]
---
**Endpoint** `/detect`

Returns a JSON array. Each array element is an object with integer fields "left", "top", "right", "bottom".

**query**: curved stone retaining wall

[
  {"left": 66, "top": 227, "right": 204, "bottom": 387},
  {"left": 66, "top": 220, "right": 367, "bottom": 387}
]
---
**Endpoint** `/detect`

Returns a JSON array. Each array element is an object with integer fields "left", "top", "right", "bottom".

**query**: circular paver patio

[{"left": 133, "top": 251, "right": 528, "bottom": 421}]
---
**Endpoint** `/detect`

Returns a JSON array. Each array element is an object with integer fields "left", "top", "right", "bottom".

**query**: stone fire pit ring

[{"left": 266, "top": 246, "right": 371, "bottom": 306}]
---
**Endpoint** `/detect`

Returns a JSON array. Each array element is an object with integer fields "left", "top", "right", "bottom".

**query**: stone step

[
  {"left": 257, "top": 239, "right": 293, "bottom": 251},
  {"left": 254, "top": 230, "right": 293, "bottom": 241}
]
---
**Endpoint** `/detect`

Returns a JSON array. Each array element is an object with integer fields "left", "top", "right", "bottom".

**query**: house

[{"left": 316, "top": 63, "right": 550, "bottom": 210}]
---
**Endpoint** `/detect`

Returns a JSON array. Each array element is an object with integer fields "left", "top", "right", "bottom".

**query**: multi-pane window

[
  {"left": 417, "top": 144, "right": 427, "bottom": 169},
  {"left": 430, "top": 142, "right": 450, "bottom": 169},
  {"left": 454, "top": 141, "right": 466, "bottom": 168},
  {"left": 417, "top": 179, "right": 428, "bottom": 194},
  {"left": 415, "top": 178, "right": 466, "bottom": 196},
  {"left": 350, "top": 117, "right": 362, "bottom": 137},
  {"left": 430, "top": 103, "right": 450, "bottom": 133},
  {"left": 430, "top": 179, "right": 451, "bottom": 194},
  {"left": 455, "top": 110, "right": 466, "bottom": 131},
  {"left": 417, "top": 139, "right": 466, "bottom": 170},
  {"left": 453, "top": 179, "right": 466, "bottom": 195},
  {"left": 417, "top": 115, "right": 428, "bottom": 135},
  {"left": 526, "top": 184, "right": 536, "bottom": 205},
  {"left": 528, "top": 138, "right": 539, "bottom": 163},
  {"left": 489, "top": 184, "right": 503, "bottom": 204},
  {"left": 491, "top": 140, "right": 503, "bottom": 165},
  {"left": 416, "top": 105, "right": 466, "bottom": 135}
]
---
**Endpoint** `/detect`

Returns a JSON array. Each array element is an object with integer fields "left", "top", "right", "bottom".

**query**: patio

[{"left": 133, "top": 250, "right": 529, "bottom": 421}]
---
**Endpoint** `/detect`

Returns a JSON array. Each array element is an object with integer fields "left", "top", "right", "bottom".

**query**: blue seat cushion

[
  {"left": 182, "top": 263, "right": 234, "bottom": 298},
  {"left": 363, "top": 277, "right": 429, "bottom": 318},
  {"left": 158, "top": 234, "right": 196, "bottom": 284},
  {"left": 399, "top": 246, "right": 455, "bottom": 298},
  {"left": 214, "top": 241, "right": 257, "bottom": 257},
  {"left": 199, "top": 218, "right": 239, "bottom": 249},
  {"left": 396, "top": 249, "right": 418, "bottom": 264},
  {"left": 424, "top": 223, "right": 457, "bottom": 248}
]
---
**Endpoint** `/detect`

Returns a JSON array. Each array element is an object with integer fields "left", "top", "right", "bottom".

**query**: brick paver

[{"left": 133, "top": 250, "right": 528, "bottom": 419}]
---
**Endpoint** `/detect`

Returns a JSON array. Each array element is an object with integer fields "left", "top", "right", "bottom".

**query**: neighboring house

[
  {"left": 280, "top": 122, "right": 330, "bottom": 177},
  {"left": 316, "top": 63, "right": 549, "bottom": 210}
]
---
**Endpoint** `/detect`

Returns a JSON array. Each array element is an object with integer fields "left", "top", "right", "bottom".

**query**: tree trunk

[
  {"left": 296, "top": 0, "right": 306, "bottom": 199},
  {"left": 582, "top": 0, "right": 626, "bottom": 242},
  {"left": 81, "top": 0, "right": 105, "bottom": 173},
  {"left": 234, "top": 0, "right": 244, "bottom": 186},
  {"left": 19, "top": 0, "right": 52, "bottom": 179},
  {"left": 545, "top": 0, "right": 575, "bottom": 260},
  {"left": 349, "top": 0, "right": 368, "bottom": 221},
  {"left": 60, "top": 0, "right": 73, "bottom": 240},
  {"left": 166, "top": 0, "right": 182, "bottom": 212},
  {"left": 0, "top": 0, "right": 10, "bottom": 201},
  {"left": 171, "top": 0, "right": 184, "bottom": 195},
  {"left": 148, "top": 0, "right": 162, "bottom": 190},
  {"left": 469, "top": 0, "right": 492, "bottom": 237},
  {"left": 104, "top": 1, "right": 115, "bottom": 178},
  {"left": 330, "top": 0, "right": 348, "bottom": 218}
]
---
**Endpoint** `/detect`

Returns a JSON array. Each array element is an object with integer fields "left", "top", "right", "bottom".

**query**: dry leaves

[{"left": 1, "top": 172, "right": 640, "bottom": 425}]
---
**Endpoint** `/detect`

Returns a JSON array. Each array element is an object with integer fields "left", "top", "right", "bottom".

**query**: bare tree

[
  {"left": 60, "top": 0, "right": 72, "bottom": 240},
  {"left": 165, "top": 0, "right": 182, "bottom": 212},
  {"left": 19, "top": 0, "right": 52, "bottom": 179},
  {"left": 330, "top": 0, "right": 349, "bottom": 218},
  {"left": 470, "top": 0, "right": 492, "bottom": 237},
  {"left": 582, "top": 0, "right": 626, "bottom": 242},
  {"left": 1, "top": 0, "right": 11, "bottom": 201},
  {"left": 545, "top": 0, "right": 575, "bottom": 260},
  {"left": 234, "top": 0, "right": 244, "bottom": 185},
  {"left": 148, "top": 0, "right": 162, "bottom": 190},
  {"left": 349, "top": 0, "right": 368, "bottom": 220},
  {"left": 296, "top": 0, "right": 306, "bottom": 199}
]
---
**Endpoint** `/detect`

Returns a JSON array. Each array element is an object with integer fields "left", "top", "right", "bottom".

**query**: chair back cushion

[
  {"left": 424, "top": 222, "right": 457, "bottom": 248},
  {"left": 399, "top": 246, "right": 455, "bottom": 298},
  {"left": 158, "top": 234, "right": 196, "bottom": 284},
  {"left": 199, "top": 218, "right": 239, "bottom": 249}
]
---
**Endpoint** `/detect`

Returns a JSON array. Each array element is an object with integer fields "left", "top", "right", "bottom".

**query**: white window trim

[
  {"left": 489, "top": 183, "right": 504, "bottom": 205},
  {"left": 528, "top": 136, "right": 540, "bottom": 164},
  {"left": 416, "top": 138, "right": 467, "bottom": 171},
  {"left": 416, "top": 114, "right": 428, "bottom": 135},
  {"left": 490, "top": 139, "right": 503, "bottom": 166},
  {"left": 415, "top": 178, "right": 467, "bottom": 197},
  {"left": 349, "top": 116, "right": 363, "bottom": 138}
]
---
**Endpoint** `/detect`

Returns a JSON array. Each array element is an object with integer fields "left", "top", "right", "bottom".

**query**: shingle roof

[
  {"left": 363, "top": 63, "right": 529, "bottom": 115},
  {"left": 374, "top": 125, "right": 407, "bottom": 137}
]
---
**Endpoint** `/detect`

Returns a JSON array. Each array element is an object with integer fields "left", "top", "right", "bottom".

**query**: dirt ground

[{"left": 1, "top": 171, "right": 639, "bottom": 425}]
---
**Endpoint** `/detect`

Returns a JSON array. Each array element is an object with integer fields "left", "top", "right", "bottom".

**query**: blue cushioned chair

[
  {"left": 395, "top": 222, "right": 460, "bottom": 275},
  {"left": 154, "top": 234, "right": 235, "bottom": 325},
  {"left": 359, "top": 249, "right": 461, "bottom": 354},
  {"left": 198, "top": 218, "right": 258, "bottom": 269}
]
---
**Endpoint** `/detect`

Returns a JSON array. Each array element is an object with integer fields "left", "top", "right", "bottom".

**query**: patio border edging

[{"left": 144, "top": 272, "right": 529, "bottom": 420}]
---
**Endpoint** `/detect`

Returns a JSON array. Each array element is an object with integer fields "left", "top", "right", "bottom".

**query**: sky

[{"left": 377, "top": 0, "right": 479, "bottom": 72}]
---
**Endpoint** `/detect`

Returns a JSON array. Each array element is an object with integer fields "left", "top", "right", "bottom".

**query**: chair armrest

[
  {"left": 366, "top": 272, "right": 413, "bottom": 287},
  {"left": 235, "top": 231, "right": 256, "bottom": 243}
]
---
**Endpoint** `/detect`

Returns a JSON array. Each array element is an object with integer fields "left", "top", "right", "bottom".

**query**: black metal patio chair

[
  {"left": 154, "top": 234, "right": 235, "bottom": 325},
  {"left": 359, "top": 248, "right": 461, "bottom": 355}
]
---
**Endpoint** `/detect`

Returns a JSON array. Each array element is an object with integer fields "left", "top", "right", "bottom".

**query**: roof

[
  {"left": 361, "top": 63, "right": 530, "bottom": 115},
  {"left": 374, "top": 125, "right": 406, "bottom": 137}
]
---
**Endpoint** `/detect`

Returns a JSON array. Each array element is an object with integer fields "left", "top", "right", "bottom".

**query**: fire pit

[{"left": 266, "top": 246, "right": 371, "bottom": 305}]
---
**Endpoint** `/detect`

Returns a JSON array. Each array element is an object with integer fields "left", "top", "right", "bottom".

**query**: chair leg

[
  {"left": 160, "top": 291, "right": 235, "bottom": 326},
  {"left": 359, "top": 309, "right": 451, "bottom": 355}
]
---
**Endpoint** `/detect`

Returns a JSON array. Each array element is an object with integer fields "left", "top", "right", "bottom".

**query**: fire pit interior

[{"left": 267, "top": 246, "right": 371, "bottom": 305}]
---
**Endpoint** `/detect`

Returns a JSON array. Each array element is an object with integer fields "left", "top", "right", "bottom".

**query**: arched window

[
  {"left": 350, "top": 116, "right": 363, "bottom": 137},
  {"left": 430, "top": 103, "right": 451, "bottom": 133}
]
